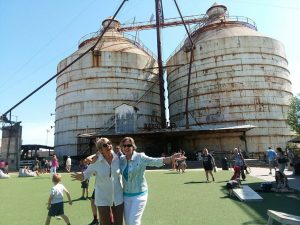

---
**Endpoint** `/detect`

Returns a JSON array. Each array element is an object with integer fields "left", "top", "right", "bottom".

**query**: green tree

[{"left": 287, "top": 95, "right": 300, "bottom": 135}]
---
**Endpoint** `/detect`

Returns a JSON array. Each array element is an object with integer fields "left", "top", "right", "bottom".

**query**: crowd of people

[
  {"left": 225, "top": 145, "right": 295, "bottom": 195},
  {"left": 265, "top": 146, "right": 295, "bottom": 192},
  {"left": 1, "top": 139, "right": 296, "bottom": 224},
  {"left": 17, "top": 154, "right": 73, "bottom": 178},
  {"left": 64, "top": 143, "right": 295, "bottom": 224}
]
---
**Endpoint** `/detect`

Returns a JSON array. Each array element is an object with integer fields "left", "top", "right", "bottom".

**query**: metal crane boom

[{"left": 118, "top": 14, "right": 207, "bottom": 32}]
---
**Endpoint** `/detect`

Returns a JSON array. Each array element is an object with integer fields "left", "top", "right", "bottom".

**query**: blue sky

[{"left": 0, "top": 0, "right": 299, "bottom": 146}]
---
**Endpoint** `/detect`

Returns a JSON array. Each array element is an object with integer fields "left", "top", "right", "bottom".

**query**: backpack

[{"left": 278, "top": 157, "right": 289, "bottom": 164}]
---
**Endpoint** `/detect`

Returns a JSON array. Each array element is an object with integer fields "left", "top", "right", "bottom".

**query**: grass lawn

[{"left": 0, "top": 169, "right": 299, "bottom": 225}]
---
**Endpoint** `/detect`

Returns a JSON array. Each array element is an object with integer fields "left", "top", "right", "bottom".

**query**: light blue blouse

[{"left": 120, "top": 151, "right": 164, "bottom": 196}]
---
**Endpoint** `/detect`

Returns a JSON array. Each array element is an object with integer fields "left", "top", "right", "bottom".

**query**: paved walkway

[{"left": 249, "top": 167, "right": 300, "bottom": 191}]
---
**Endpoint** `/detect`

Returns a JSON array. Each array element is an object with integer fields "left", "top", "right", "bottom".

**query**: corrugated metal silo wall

[
  {"left": 167, "top": 36, "right": 293, "bottom": 152},
  {"left": 55, "top": 50, "right": 160, "bottom": 156}
]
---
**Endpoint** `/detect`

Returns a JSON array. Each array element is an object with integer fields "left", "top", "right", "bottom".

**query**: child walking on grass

[
  {"left": 45, "top": 173, "right": 72, "bottom": 225},
  {"left": 80, "top": 159, "right": 89, "bottom": 199}
]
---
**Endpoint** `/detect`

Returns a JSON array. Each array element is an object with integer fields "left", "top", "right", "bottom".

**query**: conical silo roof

[
  {"left": 183, "top": 3, "right": 263, "bottom": 46},
  {"left": 78, "top": 17, "right": 154, "bottom": 57}
]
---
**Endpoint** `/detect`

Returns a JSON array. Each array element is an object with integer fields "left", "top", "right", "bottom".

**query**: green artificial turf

[{"left": 0, "top": 170, "right": 299, "bottom": 225}]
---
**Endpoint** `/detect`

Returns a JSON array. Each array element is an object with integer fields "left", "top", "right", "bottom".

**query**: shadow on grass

[
  {"left": 241, "top": 220, "right": 265, "bottom": 224},
  {"left": 214, "top": 180, "right": 229, "bottom": 183},
  {"left": 63, "top": 197, "right": 90, "bottom": 204},
  {"left": 184, "top": 181, "right": 208, "bottom": 184},
  {"left": 33, "top": 176, "right": 51, "bottom": 179},
  {"left": 163, "top": 172, "right": 180, "bottom": 175},
  {"left": 219, "top": 186, "right": 241, "bottom": 202},
  {"left": 219, "top": 195, "right": 231, "bottom": 199}
]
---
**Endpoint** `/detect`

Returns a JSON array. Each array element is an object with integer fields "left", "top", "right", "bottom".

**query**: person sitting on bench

[
  {"left": 272, "top": 170, "right": 291, "bottom": 192},
  {"left": 226, "top": 178, "right": 241, "bottom": 197}
]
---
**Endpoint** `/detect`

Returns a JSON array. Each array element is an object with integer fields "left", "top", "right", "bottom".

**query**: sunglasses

[
  {"left": 123, "top": 144, "right": 133, "bottom": 148},
  {"left": 102, "top": 142, "right": 111, "bottom": 148}
]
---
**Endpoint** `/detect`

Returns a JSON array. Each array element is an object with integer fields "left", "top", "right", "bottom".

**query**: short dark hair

[{"left": 276, "top": 147, "right": 283, "bottom": 153}]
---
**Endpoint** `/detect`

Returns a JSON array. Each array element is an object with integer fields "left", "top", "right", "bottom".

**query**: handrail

[
  {"left": 78, "top": 30, "right": 157, "bottom": 60},
  {"left": 123, "top": 33, "right": 157, "bottom": 60},
  {"left": 166, "top": 15, "right": 257, "bottom": 62},
  {"left": 78, "top": 29, "right": 102, "bottom": 47},
  {"left": 119, "top": 14, "right": 206, "bottom": 29}
]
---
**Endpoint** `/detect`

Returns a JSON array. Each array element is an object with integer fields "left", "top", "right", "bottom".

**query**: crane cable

[
  {"left": 173, "top": 0, "right": 195, "bottom": 129},
  {"left": 1, "top": 0, "right": 128, "bottom": 118}
]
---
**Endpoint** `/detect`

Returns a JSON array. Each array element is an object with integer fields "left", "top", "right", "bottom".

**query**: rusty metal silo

[
  {"left": 166, "top": 4, "right": 293, "bottom": 151},
  {"left": 55, "top": 18, "right": 160, "bottom": 156}
]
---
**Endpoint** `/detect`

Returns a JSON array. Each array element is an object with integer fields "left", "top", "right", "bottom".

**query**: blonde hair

[
  {"left": 52, "top": 173, "right": 61, "bottom": 184},
  {"left": 95, "top": 137, "right": 111, "bottom": 152},
  {"left": 121, "top": 137, "right": 137, "bottom": 150}
]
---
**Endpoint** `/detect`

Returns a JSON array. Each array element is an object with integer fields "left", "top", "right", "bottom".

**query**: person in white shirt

[
  {"left": 0, "top": 169, "right": 10, "bottom": 179},
  {"left": 71, "top": 137, "right": 123, "bottom": 225},
  {"left": 65, "top": 156, "right": 72, "bottom": 173},
  {"left": 45, "top": 173, "right": 72, "bottom": 225}
]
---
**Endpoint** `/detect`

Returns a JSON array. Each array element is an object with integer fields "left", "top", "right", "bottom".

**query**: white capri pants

[{"left": 124, "top": 193, "right": 148, "bottom": 225}]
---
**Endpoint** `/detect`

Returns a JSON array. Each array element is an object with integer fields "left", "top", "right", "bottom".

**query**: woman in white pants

[
  {"left": 72, "top": 137, "right": 124, "bottom": 225},
  {"left": 119, "top": 137, "right": 182, "bottom": 225}
]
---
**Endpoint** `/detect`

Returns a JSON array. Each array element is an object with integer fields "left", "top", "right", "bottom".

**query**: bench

[
  {"left": 267, "top": 210, "right": 300, "bottom": 225},
  {"left": 233, "top": 185, "right": 263, "bottom": 201},
  {"left": 19, "top": 160, "right": 34, "bottom": 168}
]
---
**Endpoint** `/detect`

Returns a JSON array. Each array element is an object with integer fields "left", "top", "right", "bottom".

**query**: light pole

[{"left": 46, "top": 129, "right": 50, "bottom": 146}]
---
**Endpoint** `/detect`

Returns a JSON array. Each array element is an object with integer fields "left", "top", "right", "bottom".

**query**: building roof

[
  {"left": 77, "top": 124, "right": 256, "bottom": 139},
  {"left": 288, "top": 137, "right": 300, "bottom": 143},
  {"left": 21, "top": 144, "right": 54, "bottom": 150}
]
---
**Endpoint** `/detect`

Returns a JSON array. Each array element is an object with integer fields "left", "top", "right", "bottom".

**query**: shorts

[
  {"left": 48, "top": 202, "right": 64, "bottom": 216},
  {"left": 81, "top": 180, "right": 89, "bottom": 188},
  {"left": 204, "top": 164, "right": 213, "bottom": 171},
  {"left": 269, "top": 160, "right": 277, "bottom": 167}
]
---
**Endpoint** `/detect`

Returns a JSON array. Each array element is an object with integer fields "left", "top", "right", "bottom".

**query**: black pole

[
  {"left": 173, "top": 0, "right": 195, "bottom": 129},
  {"left": 155, "top": 0, "right": 166, "bottom": 128},
  {"left": 173, "top": 0, "right": 193, "bottom": 45},
  {"left": 1, "top": 0, "right": 128, "bottom": 117},
  {"left": 185, "top": 48, "right": 194, "bottom": 129}
]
